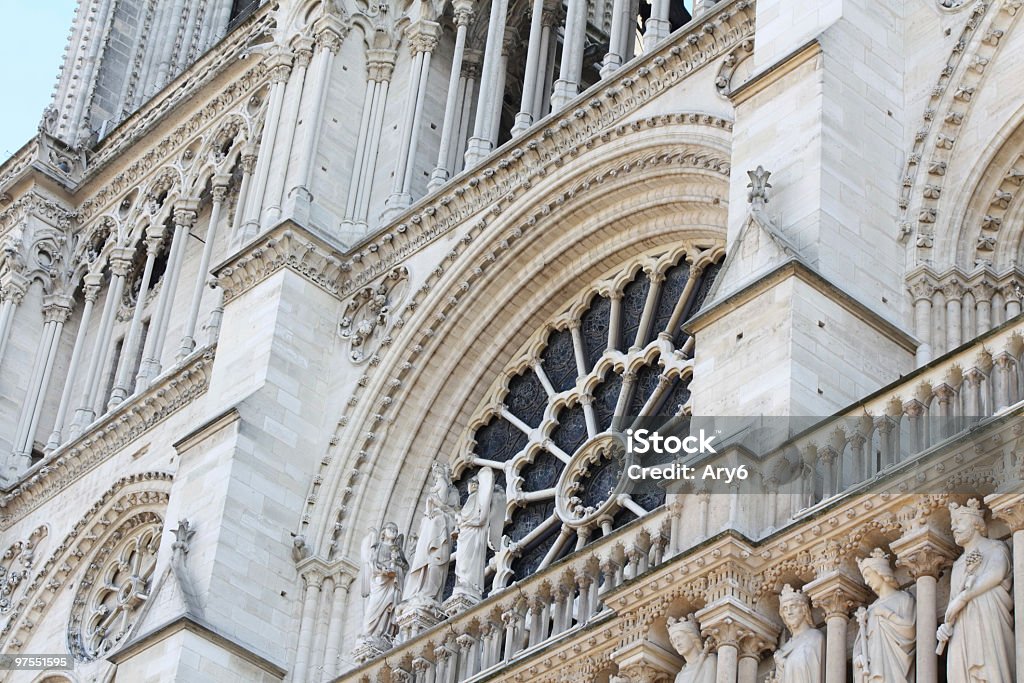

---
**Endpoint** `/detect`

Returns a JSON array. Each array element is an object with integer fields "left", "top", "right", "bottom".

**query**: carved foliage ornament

[
  {"left": 0, "top": 526, "right": 47, "bottom": 613},
  {"left": 339, "top": 266, "right": 410, "bottom": 363}
]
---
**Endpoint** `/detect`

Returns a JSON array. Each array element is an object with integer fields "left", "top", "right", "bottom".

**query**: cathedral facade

[{"left": 2, "top": 0, "right": 1024, "bottom": 681}]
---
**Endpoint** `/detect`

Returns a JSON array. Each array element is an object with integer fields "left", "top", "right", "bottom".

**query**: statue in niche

[
  {"left": 358, "top": 522, "right": 408, "bottom": 646},
  {"left": 936, "top": 499, "right": 1014, "bottom": 683},
  {"left": 768, "top": 584, "right": 824, "bottom": 683},
  {"left": 403, "top": 462, "right": 460, "bottom": 607},
  {"left": 453, "top": 467, "right": 506, "bottom": 600},
  {"left": 667, "top": 614, "right": 716, "bottom": 683},
  {"left": 853, "top": 548, "right": 915, "bottom": 683}
]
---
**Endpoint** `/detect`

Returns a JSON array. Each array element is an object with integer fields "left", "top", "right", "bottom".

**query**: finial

[{"left": 747, "top": 165, "right": 772, "bottom": 208}]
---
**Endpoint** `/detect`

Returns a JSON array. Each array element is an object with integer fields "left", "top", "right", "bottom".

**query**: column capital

[
  {"left": 266, "top": 50, "right": 294, "bottom": 83},
  {"left": 108, "top": 246, "right": 134, "bottom": 276},
  {"left": 313, "top": 15, "right": 348, "bottom": 52},
  {"left": 406, "top": 20, "right": 441, "bottom": 55},
  {"left": 695, "top": 596, "right": 779, "bottom": 653},
  {"left": 211, "top": 173, "right": 232, "bottom": 202},
  {"left": 804, "top": 570, "right": 869, "bottom": 619},
  {"left": 610, "top": 638, "right": 679, "bottom": 683},
  {"left": 986, "top": 490, "right": 1024, "bottom": 531},
  {"left": 892, "top": 525, "right": 957, "bottom": 579},
  {"left": 453, "top": 0, "right": 476, "bottom": 26},
  {"left": 301, "top": 567, "right": 324, "bottom": 590},
  {"left": 42, "top": 293, "right": 74, "bottom": 323},
  {"left": 367, "top": 48, "right": 397, "bottom": 82},
  {"left": 292, "top": 37, "right": 315, "bottom": 68},
  {"left": 173, "top": 202, "right": 199, "bottom": 228}
]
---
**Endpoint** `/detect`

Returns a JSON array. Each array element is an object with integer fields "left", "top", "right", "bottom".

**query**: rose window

[
  {"left": 452, "top": 245, "right": 722, "bottom": 592},
  {"left": 68, "top": 518, "right": 162, "bottom": 660}
]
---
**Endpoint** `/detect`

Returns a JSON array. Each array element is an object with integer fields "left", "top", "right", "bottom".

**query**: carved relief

[
  {"left": 0, "top": 526, "right": 46, "bottom": 613},
  {"left": 339, "top": 266, "right": 410, "bottom": 363}
]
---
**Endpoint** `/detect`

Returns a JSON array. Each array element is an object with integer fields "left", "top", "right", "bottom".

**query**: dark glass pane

[
  {"left": 521, "top": 450, "right": 565, "bottom": 491},
  {"left": 620, "top": 271, "right": 651, "bottom": 349},
  {"left": 612, "top": 507, "right": 638, "bottom": 529},
  {"left": 658, "top": 376, "right": 692, "bottom": 418},
  {"left": 508, "top": 501, "right": 555, "bottom": 542},
  {"left": 651, "top": 261, "right": 690, "bottom": 337},
  {"left": 473, "top": 417, "right": 528, "bottom": 463},
  {"left": 580, "top": 294, "right": 610, "bottom": 372},
  {"left": 592, "top": 371, "right": 622, "bottom": 432},
  {"left": 551, "top": 403, "right": 588, "bottom": 454},
  {"left": 511, "top": 518, "right": 558, "bottom": 577},
  {"left": 632, "top": 480, "right": 667, "bottom": 512},
  {"left": 540, "top": 329, "right": 577, "bottom": 393},
  {"left": 628, "top": 363, "right": 663, "bottom": 417},
  {"left": 505, "top": 369, "right": 547, "bottom": 428},
  {"left": 578, "top": 456, "right": 622, "bottom": 509}
]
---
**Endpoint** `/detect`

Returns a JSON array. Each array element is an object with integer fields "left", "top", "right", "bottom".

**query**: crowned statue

[
  {"left": 936, "top": 499, "right": 1014, "bottom": 683},
  {"left": 667, "top": 614, "right": 716, "bottom": 683},
  {"left": 769, "top": 584, "right": 824, "bottom": 683},
  {"left": 853, "top": 548, "right": 915, "bottom": 683}
]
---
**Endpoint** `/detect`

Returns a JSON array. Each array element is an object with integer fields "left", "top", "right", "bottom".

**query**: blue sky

[{"left": 0, "top": 0, "right": 79, "bottom": 161}]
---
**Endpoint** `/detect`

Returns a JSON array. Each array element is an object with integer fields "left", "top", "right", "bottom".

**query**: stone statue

[
  {"left": 667, "top": 614, "right": 716, "bottom": 683},
  {"left": 358, "top": 523, "right": 408, "bottom": 647},
  {"left": 453, "top": 467, "right": 506, "bottom": 601},
  {"left": 403, "top": 462, "right": 459, "bottom": 606},
  {"left": 853, "top": 548, "right": 915, "bottom": 683},
  {"left": 936, "top": 499, "right": 1014, "bottom": 683},
  {"left": 768, "top": 584, "right": 824, "bottom": 683}
]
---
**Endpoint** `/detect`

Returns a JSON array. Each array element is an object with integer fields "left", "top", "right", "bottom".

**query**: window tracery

[{"left": 451, "top": 244, "right": 722, "bottom": 594}]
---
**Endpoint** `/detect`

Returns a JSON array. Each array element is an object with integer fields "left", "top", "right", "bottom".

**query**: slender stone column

[
  {"left": 262, "top": 41, "right": 312, "bottom": 227},
  {"left": 892, "top": 524, "right": 957, "bottom": 683},
  {"left": 1004, "top": 280, "right": 1023, "bottom": 319},
  {"left": 986, "top": 492, "right": 1024, "bottom": 683},
  {"left": 464, "top": 0, "right": 510, "bottom": 166},
  {"left": 136, "top": 203, "right": 199, "bottom": 390},
  {"left": 531, "top": 8, "right": 557, "bottom": 119},
  {"left": 231, "top": 151, "right": 257, "bottom": 245},
  {"left": 550, "top": 0, "right": 588, "bottom": 111},
  {"left": 0, "top": 278, "right": 28, "bottom": 366},
  {"left": 322, "top": 573, "right": 355, "bottom": 680},
  {"left": 46, "top": 274, "right": 101, "bottom": 451},
  {"left": 384, "top": 21, "right": 440, "bottom": 217},
  {"left": 108, "top": 227, "right": 164, "bottom": 407},
  {"left": 805, "top": 572, "right": 867, "bottom": 683},
  {"left": 11, "top": 294, "right": 73, "bottom": 463},
  {"left": 644, "top": 0, "right": 671, "bottom": 46},
  {"left": 600, "top": 0, "right": 631, "bottom": 77},
  {"left": 292, "top": 570, "right": 323, "bottom": 683},
  {"left": 241, "top": 51, "right": 292, "bottom": 241},
  {"left": 909, "top": 275, "right": 934, "bottom": 366},
  {"left": 178, "top": 179, "right": 230, "bottom": 359},
  {"left": 341, "top": 47, "right": 396, "bottom": 234},
  {"left": 511, "top": 0, "right": 548, "bottom": 135},
  {"left": 70, "top": 248, "right": 133, "bottom": 437},
  {"left": 452, "top": 55, "right": 481, "bottom": 174},
  {"left": 429, "top": 3, "right": 475, "bottom": 189},
  {"left": 944, "top": 279, "right": 963, "bottom": 350},
  {"left": 287, "top": 24, "right": 344, "bottom": 208}
]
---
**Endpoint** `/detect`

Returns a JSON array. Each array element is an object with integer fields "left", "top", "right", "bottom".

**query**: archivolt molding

[
  {"left": 901, "top": 0, "right": 1023, "bottom": 263},
  {"left": 0, "top": 525, "right": 48, "bottom": 614},
  {"left": 0, "top": 349, "right": 214, "bottom": 529},
  {"left": 0, "top": 472, "right": 172, "bottom": 655},
  {"left": 300, "top": 125, "right": 730, "bottom": 560}
]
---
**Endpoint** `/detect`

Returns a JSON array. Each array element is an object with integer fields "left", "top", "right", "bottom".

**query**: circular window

[{"left": 452, "top": 245, "right": 721, "bottom": 594}]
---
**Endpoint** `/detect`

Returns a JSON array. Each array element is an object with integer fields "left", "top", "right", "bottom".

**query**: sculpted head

[
  {"left": 467, "top": 475, "right": 479, "bottom": 494},
  {"left": 381, "top": 522, "right": 400, "bottom": 542},
  {"left": 949, "top": 499, "right": 987, "bottom": 547},
  {"left": 857, "top": 548, "right": 898, "bottom": 595},
  {"left": 667, "top": 614, "right": 703, "bottom": 659},
  {"left": 778, "top": 584, "right": 814, "bottom": 633}
]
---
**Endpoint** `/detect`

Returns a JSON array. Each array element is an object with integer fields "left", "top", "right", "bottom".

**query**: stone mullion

[
  {"left": 108, "top": 228, "right": 164, "bottom": 408},
  {"left": 806, "top": 575, "right": 866, "bottom": 683},
  {"left": 46, "top": 275, "right": 101, "bottom": 450},
  {"left": 136, "top": 204, "right": 198, "bottom": 390},
  {"left": 512, "top": 0, "right": 548, "bottom": 135},
  {"left": 464, "top": 0, "right": 510, "bottom": 166},
  {"left": 178, "top": 179, "right": 229, "bottom": 359},
  {"left": 12, "top": 296, "right": 73, "bottom": 464},
  {"left": 322, "top": 573, "right": 354, "bottom": 679},
  {"left": 70, "top": 248, "right": 132, "bottom": 437},
  {"left": 600, "top": 0, "right": 632, "bottom": 77},
  {"left": 661, "top": 265, "right": 703, "bottom": 343},
  {"left": 240, "top": 52, "right": 292, "bottom": 240},
  {"left": 550, "top": 0, "right": 587, "bottom": 111},
  {"left": 262, "top": 42, "right": 312, "bottom": 227},
  {"left": 429, "top": 4, "right": 475, "bottom": 190},
  {"left": 0, "top": 280, "right": 27, "bottom": 365}
]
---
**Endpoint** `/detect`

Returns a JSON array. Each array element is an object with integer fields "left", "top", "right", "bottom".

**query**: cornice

[{"left": 0, "top": 347, "right": 215, "bottom": 528}]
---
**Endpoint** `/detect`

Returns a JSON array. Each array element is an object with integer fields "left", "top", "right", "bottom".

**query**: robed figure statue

[
  {"left": 769, "top": 584, "right": 824, "bottom": 683},
  {"left": 936, "top": 499, "right": 1014, "bottom": 683},
  {"left": 403, "top": 462, "right": 460, "bottom": 607},
  {"left": 358, "top": 522, "right": 408, "bottom": 647},
  {"left": 453, "top": 466, "right": 506, "bottom": 601},
  {"left": 853, "top": 548, "right": 915, "bottom": 683}
]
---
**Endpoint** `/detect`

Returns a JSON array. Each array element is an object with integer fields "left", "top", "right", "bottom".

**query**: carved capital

[
  {"left": 108, "top": 246, "right": 134, "bottom": 277},
  {"left": 892, "top": 526, "right": 957, "bottom": 579},
  {"left": 986, "top": 491, "right": 1024, "bottom": 531},
  {"left": 805, "top": 571, "right": 868, "bottom": 619},
  {"left": 173, "top": 206, "right": 198, "bottom": 229},
  {"left": 696, "top": 596, "right": 778, "bottom": 653}
]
